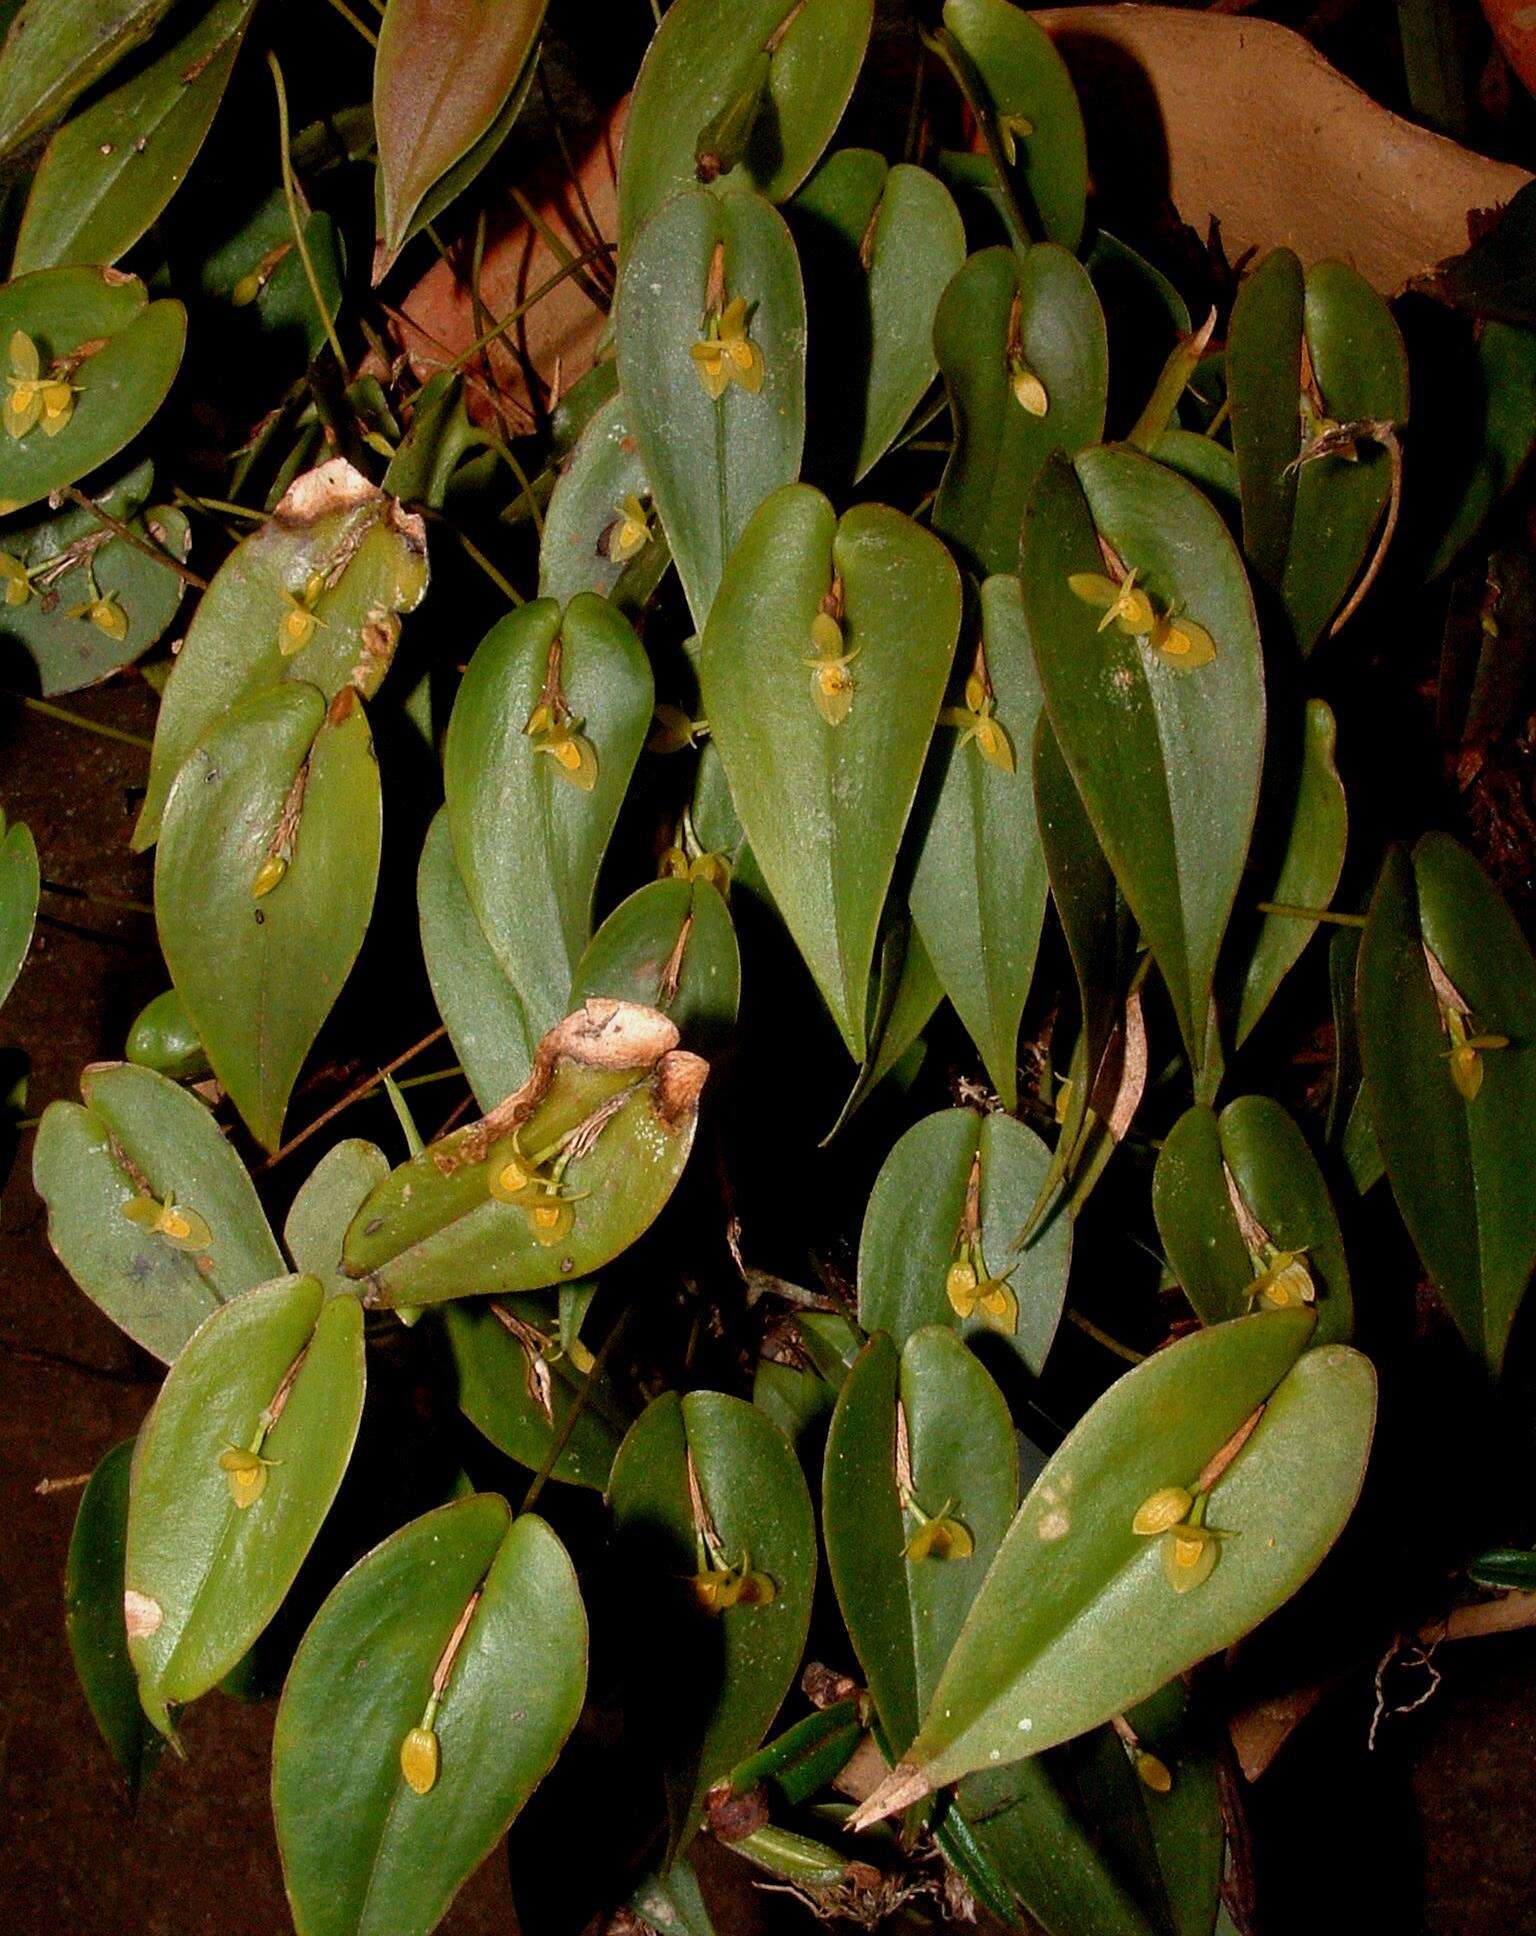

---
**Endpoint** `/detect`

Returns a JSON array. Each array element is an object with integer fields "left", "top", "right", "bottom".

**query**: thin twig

[
  {"left": 268, "top": 53, "right": 347, "bottom": 372},
  {"left": 322, "top": 0, "right": 378, "bottom": 45},
  {"left": 521, "top": 1307, "right": 633, "bottom": 1515},
  {"left": 41, "top": 878, "right": 153, "bottom": 917},
  {"left": 8, "top": 693, "right": 152, "bottom": 750},
  {"left": 62, "top": 487, "right": 207, "bottom": 590},
  {"left": 258, "top": 1026, "right": 448, "bottom": 1171}
]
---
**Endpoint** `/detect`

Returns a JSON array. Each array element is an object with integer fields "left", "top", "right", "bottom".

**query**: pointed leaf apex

[{"left": 846, "top": 1761, "right": 932, "bottom": 1831}]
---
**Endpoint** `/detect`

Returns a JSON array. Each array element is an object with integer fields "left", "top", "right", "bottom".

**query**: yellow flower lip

[
  {"left": 687, "top": 1556, "right": 777, "bottom": 1612},
  {"left": 607, "top": 493, "right": 651, "bottom": 563},
  {"left": 691, "top": 295, "right": 765, "bottom": 399},
  {"left": 904, "top": 1505, "right": 975, "bottom": 1563},
  {"left": 218, "top": 1445, "right": 274, "bottom": 1509}
]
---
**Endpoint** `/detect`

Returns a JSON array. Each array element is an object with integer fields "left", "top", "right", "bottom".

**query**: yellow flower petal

[
  {"left": 975, "top": 716, "right": 1015, "bottom": 773},
  {"left": 809, "top": 611, "right": 843, "bottom": 657},
  {"left": 9, "top": 330, "right": 38, "bottom": 382},
  {"left": 400, "top": 1725, "right": 440, "bottom": 1795},
  {"left": 526, "top": 1198, "right": 575, "bottom": 1245},
  {"left": 945, "top": 1259, "right": 978, "bottom": 1319}
]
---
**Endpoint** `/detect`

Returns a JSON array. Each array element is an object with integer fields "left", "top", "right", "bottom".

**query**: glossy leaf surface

[
  {"left": 126, "top": 1276, "right": 366, "bottom": 1734},
  {"left": 0, "top": 806, "right": 37, "bottom": 1007},
  {"left": 933, "top": 244, "right": 1107, "bottom": 579},
  {"left": 33, "top": 1060, "right": 284, "bottom": 1362},
  {"left": 273, "top": 1496, "right": 586, "bottom": 1936},
  {"left": 284, "top": 1140, "right": 390, "bottom": 1299},
  {"left": 1227, "top": 248, "right": 1303, "bottom": 588},
  {"left": 617, "top": 186, "right": 806, "bottom": 630},
  {"left": 538, "top": 392, "right": 655, "bottom": 607},
  {"left": 607, "top": 1390, "right": 816, "bottom": 1852},
  {"left": 571, "top": 876, "right": 740, "bottom": 1054},
  {"left": 910, "top": 575, "right": 1049, "bottom": 1108},
  {"left": 66, "top": 1437, "right": 159, "bottom": 1789},
  {"left": 858, "top": 1107, "right": 1069, "bottom": 1378},
  {"left": 0, "top": 0, "right": 176, "bottom": 159},
  {"left": 700, "top": 484, "right": 961, "bottom": 1057},
  {"left": 156, "top": 685, "right": 382, "bottom": 1152}
]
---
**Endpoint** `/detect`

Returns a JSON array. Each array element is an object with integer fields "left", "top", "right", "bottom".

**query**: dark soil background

[{"left": 3, "top": 687, "right": 1536, "bottom": 1935}]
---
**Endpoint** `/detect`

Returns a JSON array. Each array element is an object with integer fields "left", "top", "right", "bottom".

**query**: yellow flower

[
  {"left": 1145, "top": 609, "right": 1216, "bottom": 670},
  {"left": 690, "top": 296, "right": 764, "bottom": 400},
  {"left": 0, "top": 550, "right": 30, "bottom": 606},
  {"left": 1245, "top": 1249, "right": 1314, "bottom": 1312},
  {"left": 277, "top": 575, "right": 326, "bottom": 656},
  {"left": 39, "top": 378, "right": 74, "bottom": 437},
  {"left": 1162, "top": 1522, "right": 1221, "bottom": 1594},
  {"left": 1010, "top": 356, "right": 1048, "bottom": 417},
  {"left": 533, "top": 724, "right": 599, "bottom": 791},
  {"left": 526, "top": 1197, "right": 575, "bottom": 1246},
  {"left": 1443, "top": 1008, "right": 1509, "bottom": 1101},
  {"left": 120, "top": 1192, "right": 212, "bottom": 1251},
  {"left": 687, "top": 1556, "right": 777, "bottom": 1612},
  {"left": 1068, "top": 567, "right": 1156, "bottom": 638},
  {"left": 606, "top": 493, "right": 652, "bottom": 564},
  {"left": 940, "top": 667, "right": 1015, "bottom": 772},
  {"left": 903, "top": 1502, "right": 975, "bottom": 1563},
  {"left": 217, "top": 1446, "right": 274, "bottom": 1510},
  {"left": 944, "top": 1257, "right": 1019, "bottom": 1334},
  {"left": 1131, "top": 1486, "right": 1194, "bottom": 1537},
  {"left": 997, "top": 111, "right": 1035, "bottom": 165},
  {"left": 648, "top": 703, "right": 699, "bottom": 754},
  {"left": 4, "top": 330, "right": 41, "bottom": 439},
  {"left": 805, "top": 612, "right": 859, "bottom": 726},
  {"left": 488, "top": 1147, "right": 538, "bottom": 1205},
  {"left": 67, "top": 593, "right": 128, "bottom": 641},
  {"left": 400, "top": 1725, "right": 440, "bottom": 1795}
]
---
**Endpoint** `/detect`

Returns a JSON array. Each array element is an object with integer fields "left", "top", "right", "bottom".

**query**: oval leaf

[
  {"left": 156, "top": 683, "right": 382, "bottom": 1152},
  {"left": 700, "top": 484, "right": 961, "bottom": 1057},
  {"left": 343, "top": 1002, "right": 707, "bottom": 1308},
  {"left": 617, "top": 186, "right": 806, "bottom": 631},
  {"left": 607, "top": 1389, "right": 816, "bottom": 1853},
  {"left": 1227, "top": 247, "right": 1304, "bottom": 588},
  {"left": 855, "top": 1315, "right": 1375, "bottom": 1814},
  {"left": 538, "top": 391, "right": 656, "bottom": 607},
  {"left": 33, "top": 1059, "right": 284, "bottom": 1362},
  {"left": 858, "top": 1106, "right": 1069, "bottom": 1378},
  {"left": 443, "top": 594, "right": 653, "bottom": 1035},
  {"left": 571, "top": 876, "right": 740, "bottom": 1056},
  {"left": 126, "top": 1275, "right": 366, "bottom": 1734},
  {"left": 284, "top": 1139, "right": 391, "bottom": 1299},
  {"left": 272, "top": 1496, "right": 586, "bottom": 1936},
  {"left": 0, "top": 806, "right": 37, "bottom": 1007},
  {"left": 66, "top": 1437, "right": 159, "bottom": 1790}
]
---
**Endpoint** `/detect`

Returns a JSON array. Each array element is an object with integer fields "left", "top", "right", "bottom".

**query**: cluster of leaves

[{"left": 1, "top": 0, "right": 1535, "bottom": 1932}]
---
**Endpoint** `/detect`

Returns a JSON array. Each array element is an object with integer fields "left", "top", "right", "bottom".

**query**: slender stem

[
  {"left": 396, "top": 1064, "right": 464, "bottom": 1093},
  {"left": 416, "top": 239, "right": 615, "bottom": 395},
  {"left": 510, "top": 187, "right": 610, "bottom": 314},
  {"left": 322, "top": 0, "right": 378, "bottom": 45},
  {"left": 258, "top": 1026, "right": 449, "bottom": 1171},
  {"left": 41, "top": 878, "right": 153, "bottom": 917},
  {"left": 1065, "top": 1307, "right": 1145, "bottom": 1364},
  {"left": 1256, "top": 901, "right": 1367, "bottom": 929},
  {"left": 268, "top": 53, "right": 347, "bottom": 372},
  {"left": 173, "top": 489, "right": 265, "bottom": 522},
  {"left": 521, "top": 1306, "right": 633, "bottom": 1514},
  {"left": 9, "top": 694, "right": 152, "bottom": 751},
  {"left": 421, "top": 509, "right": 524, "bottom": 604},
  {"left": 62, "top": 488, "right": 208, "bottom": 591}
]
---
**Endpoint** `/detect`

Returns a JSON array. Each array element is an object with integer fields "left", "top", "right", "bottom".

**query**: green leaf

[
  {"left": 828, "top": 911, "right": 944, "bottom": 1133},
  {"left": 700, "top": 484, "right": 961, "bottom": 1057},
  {"left": 1153, "top": 1096, "right": 1353, "bottom": 1345},
  {"left": 417, "top": 807, "right": 534, "bottom": 1113},
  {"left": 858, "top": 1107, "right": 1069, "bottom": 1378},
  {"left": 790, "top": 150, "right": 966, "bottom": 484},
  {"left": 910, "top": 575, "right": 1049, "bottom": 1108},
  {"left": 0, "top": 0, "right": 176, "bottom": 159},
  {"left": 136, "top": 459, "right": 427, "bottom": 849},
  {"left": 617, "top": 186, "right": 806, "bottom": 630},
  {"left": 125, "top": 1275, "right": 366, "bottom": 1735},
  {"left": 933, "top": 243, "right": 1108, "bottom": 579},
  {"left": 33, "top": 1060, "right": 284, "bottom": 1362},
  {"left": 617, "top": 0, "right": 874, "bottom": 249},
  {"left": 855, "top": 1314, "right": 1375, "bottom": 1813},
  {"left": 1153, "top": 429, "right": 1240, "bottom": 528},
  {"left": 538, "top": 392, "right": 655, "bottom": 607},
  {"left": 1228, "top": 699, "right": 1347, "bottom": 1048},
  {"left": 0, "top": 806, "right": 37, "bottom": 1008},
  {"left": 125, "top": 986, "right": 208, "bottom": 1080},
  {"left": 940, "top": 0, "right": 1088, "bottom": 251},
  {"left": 196, "top": 192, "right": 345, "bottom": 369},
  {"left": 0, "top": 268, "right": 184, "bottom": 514},
  {"left": 1357, "top": 837, "right": 1536, "bottom": 1374},
  {"left": 373, "top": 0, "right": 547, "bottom": 276},
  {"left": 272, "top": 1496, "right": 586, "bottom": 1936},
  {"left": 1021, "top": 446, "right": 1265, "bottom": 1073},
  {"left": 442, "top": 1294, "right": 625, "bottom": 1491},
  {"left": 1422, "top": 319, "right": 1536, "bottom": 581},
  {"left": 1280, "top": 263, "right": 1408, "bottom": 651},
  {"left": 571, "top": 876, "right": 741, "bottom": 1054},
  {"left": 1227, "top": 248, "right": 1304, "bottom": 588},
  {"left": 156, "top": 684, "right": 382, "bottom": 1152},
  {"left": 284, "top": 1139, "right": 391, "bottom": 1299},
  {"left": 0, "top": 469, "right": 189, "bottom": 693},
  {"left": 342, "top": 1002, "right": 708, "bottom": 1309},
  {"left": 824, "top": 1327, "right": 1018, "bottom": 1753},
  {"left": 443, "top": 595, "right": 654, "bottom": 1036},
  {"left": 12, "top": 0, "right": 256, "bottom": 272},
  {"left": 607, "top": 1390, "right": 816, "bottom": 1853},
  {"left": 66, "top": 1437, "right": 160, "bottom": 1790}
]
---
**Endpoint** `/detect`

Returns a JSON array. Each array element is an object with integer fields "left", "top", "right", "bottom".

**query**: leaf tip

[{"left": 845, "top": 1761, "right": 931, "bottom": 1831}]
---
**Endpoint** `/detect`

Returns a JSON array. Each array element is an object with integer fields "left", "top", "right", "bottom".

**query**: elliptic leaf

[
  {"left": 12, "top": 0, "right": 256, "bottom": 272},
  {"left": 700, "top": 484, "right": 961, "bottom": 1057},
  {"left": 571, "top": 876, "right": 741, "bottom": 1055},
  {"left": 910, "top": 575, "right": 1049, "bottom": 1108},
  {"left": 538, "top": 392, "right": 655, "bottom": 607},
  {"left": 373, "top": 0, "right": 548, "bottom": 275},
  {"left": 607, "top": 1390, "right": 816, "bottom": 1853},
  {"left": 343, "top": 1002, "right": 707, "bottom": 1308},
  {"left": 126, "top": 986, "right": 208, "bottom": 1080},
  {"left": 933, "top": 244, "right": 1107, "bottom": 579},
  {"left": 858, "top": 1107, "right": 1069, "bottom": 1378},
  {"left": 941, "top": 0, "right": 1088, "bottom": 250},
  {"left": 1227, "top": 247, "right": 1304, "bottom": 588},
  {"left": 272, "top": 1496, "right": 586, "bottom": 1936},
  {"left": 855, "top": 1314, "right": 1375, "bottom": 1814},
  {"left": 829, "top": 912, "right": 944, "bottom": 1133},
  {"left": 125, "top": 1275, "right": 366, "bottom": 1734},
  {"left": 617, "top": 186, "right": 806, "bottom": 631},
  {"left": 136, "top": 458, "right": 427, "bottom": 849},
  {"left": 0, "top": 0, "right": 176, "bottom": 159},
  {"left": 417, "top": 807, "right": 534, "bottom": 1113},
  {"left": 0, "top": 267, "right": 185, "bottom": 513},
  {"left": 0, "top": 806, "right": 37, "bottom": 1007},
  {"left": 284, "top": 1139, "right": 390, "bottom": 1299},
  {"left": 1357, "top": 837, "right": 1536, "bottom": 1373},
  {"left": 156, "top": 684, "right": 381, "bottom": 1153},
  {"left": 1021, "top": 447, "right": 1265, "bottom": 1073},
  {"left": 66, "top": 1438, "right": 159, "bottom": 1790},
  {"left": 443, "top": 594, "right": 653, "bottom": 1036},
  {"left": 618, "top": 0, "right": 874, "bottom": 248},
  {"left": 823, "top": 1328, "right": 1018, "bottom": 1752},
  {"left": 33, "top": 1060, "right": 284, "bottom": 1362},
  {"left": 1153, "top": 1096, "right": 1353, "bottom": 1344}
]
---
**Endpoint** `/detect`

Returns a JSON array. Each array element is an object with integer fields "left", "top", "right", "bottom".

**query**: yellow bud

[
  {"left": 1132, "top": 1485, "right": 1193, "bottom": 1536},
  {"left": 1011, "top": 360, "right": 1049, "bottom": 416},
  {"left": 0, "top": 551, "right": 29, "bottom": 605},
  {"left": 231, "top": 271, "right": 264, "bottom": 306},
  {"left": 400, "top": 1725, "right": 440, "bottom": 1795},
  {"left": 252, "top": 853, "right": 288, "bottom": 899},
  {"left": 1134, "top": 1750, "right": 1173, "bottom": 1794},
  {"left": 1450, "top": 1041, "right": 1483, "bottom": 1101},
  {"left": 964, "top": 671, "right": 987, "bottom": 712}
]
